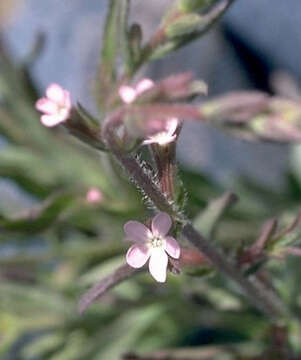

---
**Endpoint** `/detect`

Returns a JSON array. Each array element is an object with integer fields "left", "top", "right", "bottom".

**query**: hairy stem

[
  {"left": 105, "top": 130, "right": 288, "bottom": 323},
  {"left": 109, "top": 138, "right": 176, "bottom": 215}
]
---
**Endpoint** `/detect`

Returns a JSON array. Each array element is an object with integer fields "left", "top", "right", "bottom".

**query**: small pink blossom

[
  {"left": 119, "top": 78, "right": 154, "bottom": 104},
  {"left": 35, "top": 83, "right": 71, "bottom": 127},
  {"left": 86, "top": 187, "right": 103, "bottom": 203},
  {"left": 119, "top": 79, "right": 179, "bottom": 146},
  {"left": 124, "top": 212, "right": 180, "bottom": 283},
  {"left": 142, "top": 117, "right": 179, "bottom": 146}
]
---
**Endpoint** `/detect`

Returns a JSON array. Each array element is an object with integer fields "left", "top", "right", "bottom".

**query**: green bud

[
  {"left": 190, "top": 80, "right": 208, "bottom": 96},
  {"left": 178, "top": 0, "right": 217, "bottom": 13},
  {"left": 166, "top": 13, "right": 203, "bottom": 37}
]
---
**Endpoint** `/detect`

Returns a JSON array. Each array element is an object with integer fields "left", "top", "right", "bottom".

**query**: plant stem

[
  {"left": 78, "top": 264, "right": 140, "bottom": 314},
  {"left": 132, "top": 0, "right": 238, "bottom": 74},
  {"left": 110, "top": 140, "right": 176, "bottom": 215},
  {"left": 105, "top": 130, "right": 288, "bottom": 323},
  {"left": 182, "top": 224, "right": 287, "bottom": 320}
]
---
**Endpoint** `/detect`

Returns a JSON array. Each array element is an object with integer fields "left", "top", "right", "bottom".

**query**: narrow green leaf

[
  {"left": 185, "top": 265, "right": 215, "bottom": 277},
  {"left": 119, "top": 0, "right": 134, "bottom": 75},
  {"left": 193, "top": 191, "right": 238, "bottom": 239},
  {"left": 0, "top": 146, "right": 59, "bottom": 196},
  {"left": 99, "top": 306, "right": 164, "bottom": 360},
  {"left": 97, "top": 0, "right": 130, "bottom": 110},
  {"left": 0, "top": 192, "right": 76, "bottom": 233},
  {"left": 243, "top": 258, "right": 267, "bottom": 277},
  {"left": 76, "top": 102, "right": 100, "bottom": 127}
]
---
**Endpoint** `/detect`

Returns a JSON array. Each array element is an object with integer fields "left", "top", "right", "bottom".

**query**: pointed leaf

[
  {"left": 193, "top": 192, "right": 238, "bottom": 239},
  {"left": 97, "top": 0, "right": 130, "bottom": 110},
  {"left": 0, "top": 192, "right": 76, "bottom": 233}
]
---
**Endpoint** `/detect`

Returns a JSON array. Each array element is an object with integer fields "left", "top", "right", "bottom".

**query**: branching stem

[{"left": 105, "top": 128, "right": 289, "bottom": 323}]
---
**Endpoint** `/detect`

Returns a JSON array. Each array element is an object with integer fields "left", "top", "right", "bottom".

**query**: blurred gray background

[{"left": 1, "top": 0, "right": 301, "bottom": 201}]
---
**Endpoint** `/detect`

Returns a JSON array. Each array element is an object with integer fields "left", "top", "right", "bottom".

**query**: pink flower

[
  {"left": 35, "top": 83, "right": 72, "bottom": 127},
  {"left": 119, "top": 79, "right": 179, "bottom": 146},
  {"left": 142, "top": 117, "right": 179, "bottom": 146},
  {"left": 119, "top": 78, "right": 154, "bottom": 104},
  {"left": 124, "top": 212, "right": 180, "bottom": 282},
  {"left": 86, "top": 187, "right": 103, "bottom": 203}
]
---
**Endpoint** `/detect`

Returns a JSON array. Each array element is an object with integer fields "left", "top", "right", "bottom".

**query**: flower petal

[
  {"left": 63, "top": 90, "right": 72, "bottom": 108},
  {"left": 46, "top": 83, "right": 66, "bottom": 103},
  {"left": 119, "top": 85, "right": 137, "bottom": 104},
  {"left": 164, "top": 236, "right": 180, "bottom": 259},
  {"left": 157, "top": 133, "right": 177, "bottom": 146},
  {"left": 141, "top": 138, "right": 156, "bottom": 146},
  {"left": 136, "top": 78, "right": 154, "bottom": 94},
  {"left": 41, "top": 114, "right": 64, "bottom": 127},
  {"left": 148, "top": 249, "right": 168, "bottom": 282},
  {"left": 124, "top": 221, "right": 152, "bottom": 243},
  {"left": 35, "top": 98, "right": 57, "bottom": 115},
  {"left": 126, "top": 244, "right": 150, "bottom": 268},
  {"left": 166, "top": 117, "right": 178, "bottom": 135},
  {"left": 59, "top": 107, "right": 71, "bottom": 121},
  {"left": 152, "top": 212, "right": 172, "bottom": 237}
]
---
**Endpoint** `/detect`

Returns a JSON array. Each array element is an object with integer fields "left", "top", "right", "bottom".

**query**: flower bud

[
  {"left": 166, "top": 13, "right": 203, "bottom": 37},
  {"left": 178, "top": 0, "right": 216, "bottom": 13}
]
